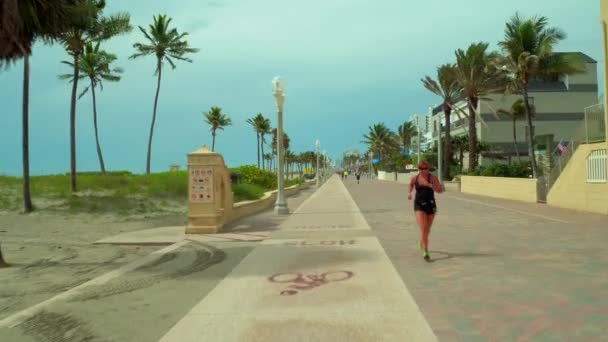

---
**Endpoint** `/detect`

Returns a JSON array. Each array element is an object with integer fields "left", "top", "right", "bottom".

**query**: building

[
  {"left": 409, "top": 113, "right": 432, "bottom": 152},
  {"left": 431, "top": 51, "right": 599, "bottom": 168}
]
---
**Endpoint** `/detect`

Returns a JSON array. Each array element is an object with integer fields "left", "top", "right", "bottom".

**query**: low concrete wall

[
  {"left": 377, "top": 171, "right": 388, "bottom": 181},
  {"left": 547, "top": 143, "right": 608, "bottom": 215},
  {"left": 225, "top": 181, "right": 314, "bottom": 225},
  {"left": 444, "top": 181, "right": 460, "bottom": 192},
  {"left": 460, "top": 176, "right": 538, "bottom": 203}
]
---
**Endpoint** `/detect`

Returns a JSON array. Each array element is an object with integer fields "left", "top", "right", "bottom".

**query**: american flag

[{"left": 557, "top": 141, "right": 568, "bottom": 154}]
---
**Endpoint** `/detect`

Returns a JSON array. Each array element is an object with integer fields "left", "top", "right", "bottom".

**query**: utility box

[{"left": 186, "top": 145, "right": 233, "bottom": 234}]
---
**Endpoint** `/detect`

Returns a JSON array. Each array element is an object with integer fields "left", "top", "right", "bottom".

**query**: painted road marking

[
  {"left": 0, "top": 240, "right": 190, "bottom": 328},
  {"left": 160, "top": 176, "right": 437, "bottom": 341},
  {"left": 443, "top": 194, "right": 571, "bottom": 224}
]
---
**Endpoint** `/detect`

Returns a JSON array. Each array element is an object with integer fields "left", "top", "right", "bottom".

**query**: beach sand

[{"left": 0, "top": 209, "right": 184, "bottom": 320}]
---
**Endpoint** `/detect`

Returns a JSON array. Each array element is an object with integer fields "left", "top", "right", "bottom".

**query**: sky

[{"left": 0, "top": 0, "right": 604, "bottom": 176}]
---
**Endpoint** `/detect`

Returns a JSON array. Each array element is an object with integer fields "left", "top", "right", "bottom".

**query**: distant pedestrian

[
  {"left": 355, "top": 171, "right": 361, "bottom": 184},
  {"left": 408, "top": 160, "right": 442, "bottom": 261}
]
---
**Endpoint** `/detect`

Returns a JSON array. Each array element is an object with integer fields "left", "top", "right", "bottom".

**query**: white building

[
  {"left": 430, "top": 51, "right": 599, "bottom": 168},
  {"left": 409, "top": 113, "right": 432, "bottom": 152}
]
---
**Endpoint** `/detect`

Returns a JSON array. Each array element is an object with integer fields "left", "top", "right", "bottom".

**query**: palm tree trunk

[
  {"left": 261, "top": 136, "right": 265, "bottom": 169},
  {"left": 513, "top": 117, "right": 520, "bottom": 162},
  {"left": 256, "top": 133, "right": 260, "bottom": 168},
  {"left": 91, "top": 83, "right": 106, "bottom": 173},
  {"left": 467, "top": 97, "right": 479, "bottom": 172},
  {"left": 146, "top": 58, "right": 163, "bottom": 175},
  {"left": 459, "top": 148, "right": 464, "bottom": 172},
  {"left": 22, "top": 54, "right": 33, "bottom": 213},
  {"left": 522, "top": 89, "right": 537, "bottom": 178},
  {"left": 211, "top": 130, "right": 216, "bottom": 152},
  {"left": 69, "top": 52, "right": 80, "bottom": 192},
  {"left": 443, "top": 106, "right": 452, "bottom": 180}
]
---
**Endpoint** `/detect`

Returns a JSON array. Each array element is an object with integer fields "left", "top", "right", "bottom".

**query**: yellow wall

[
  {"left": 547, "top": 142, "right": 608, "bottom": 215},
  {"left": 460, "top": 176, "right": 538, "bottom": 203}
]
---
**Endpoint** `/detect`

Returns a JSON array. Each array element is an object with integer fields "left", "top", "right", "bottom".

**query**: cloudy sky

[{"left": 0, "top": 0, "right": 603, "bottom": 175}]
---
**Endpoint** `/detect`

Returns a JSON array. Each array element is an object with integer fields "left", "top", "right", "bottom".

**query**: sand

[{"left": 0, "top": 209, "right": 185, "bottom": 321}]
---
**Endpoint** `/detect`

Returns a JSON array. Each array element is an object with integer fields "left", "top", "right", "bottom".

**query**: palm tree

[
  {"left": 271, "top": 129, "right": 290, "bottom": 172},
  {"left": 60, "top": 1, "right": 131, "bottom": 190},
  {"left": 60, "top": 42, "right": 123, "bottom": 173},
  {"left": 130, "top": 14, "right": 199, "bottom": 174},
  {"left": 263, "top": 153, "right": 273, "bottom": 171},
  {"left": 246, "top": 113, "right": 269, "bottom": 168},
  {"left": 204, "top": 107, "right": 232, "bottom": 152},
  {"left": 1, "top": 0, "right": 80, "bottom": 213},
  {"left": 397, "top": 121, "right": 416, "bottom": 151},
  {"left": 259, "top": 117, "right": 271, "bottom": 169},
  {"left": 498, "top": 13, "right": 583, "bottom": 178},
  {"left": 362, "top": 123, "right": 398, "bottom": 161},
  {"left": 422, "top": 63, "right": 463, "bottom": 180},
  {"left": 455, "top": 42, "right": 507, "bottom": 172},
  {"left": 497, "top": 99, "right": 529, "bottom": 162}
]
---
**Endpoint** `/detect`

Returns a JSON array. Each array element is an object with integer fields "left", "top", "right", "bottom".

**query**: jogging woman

[{"left": 408, "top": 161, "right": 442, "bottom": 261}]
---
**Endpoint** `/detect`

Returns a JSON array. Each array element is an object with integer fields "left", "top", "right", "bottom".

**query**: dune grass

[{"left": 0, "top": 171, "right": 305, "bottom": 214}]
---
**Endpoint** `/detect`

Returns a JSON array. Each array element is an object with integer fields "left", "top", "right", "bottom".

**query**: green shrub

[
  {"left": 471, "top": 162, "right": 531, "bottom": 178},
  {"left": 285, "top": 178, "right": 305, "bottom": 188},
  {"left": 232, "top": 183, "right": 265, "bottom": 202},
  {"left": 231, "top": 165, "right": 276, "bottom": 190}
]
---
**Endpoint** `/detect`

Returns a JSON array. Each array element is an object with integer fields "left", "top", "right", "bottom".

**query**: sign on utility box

[{"left": 186, "top": 145, "right": 233, "bottom": 234}]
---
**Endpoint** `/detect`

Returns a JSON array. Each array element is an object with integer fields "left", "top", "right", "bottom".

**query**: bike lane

[{"left": 160, "top": 175, "right": 437, "bottom": 342}]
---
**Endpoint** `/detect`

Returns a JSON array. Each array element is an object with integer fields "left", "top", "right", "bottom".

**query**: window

[{"left": 586, "top": 149, "right": 607, "bottom": 183}]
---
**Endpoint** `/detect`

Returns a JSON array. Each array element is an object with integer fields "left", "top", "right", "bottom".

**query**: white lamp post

[
  {"left": 273, "top": 77, "right": 289, "bottom": 215},
  {"left": 322, "top": 149, "right": 327, "bottom": 183},
  {"left": 315, "top": 139, "right": 321, "bottom": 187}
]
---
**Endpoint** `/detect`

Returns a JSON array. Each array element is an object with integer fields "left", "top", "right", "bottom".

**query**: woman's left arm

[{"left": 431, "top": 176, "right": 443, "bottom": 193}]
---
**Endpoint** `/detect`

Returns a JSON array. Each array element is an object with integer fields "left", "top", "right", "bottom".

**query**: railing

[
  {"left": 584, "top": 103, "right": 606, "bottom": 143},
  {"left": 586, "top": 149, "right": 607, "bottom": 183}
]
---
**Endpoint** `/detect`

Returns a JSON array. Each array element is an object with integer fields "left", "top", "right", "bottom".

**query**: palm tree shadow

[{"left": 429, "top": 250, "right": 498, "bottom": 262}]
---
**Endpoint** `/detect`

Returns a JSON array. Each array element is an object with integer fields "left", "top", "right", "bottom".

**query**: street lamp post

[
  {"left": 272, "top": 77, "right": 289, "bottom": 215},
  {"left": 322, "top": 149, "right": 327, "bottom": 183},
  {"left": 369, "top": 151, "right": 373, "bottom": 179},
  {"left": 416, "top": 115, "right": 421, "bottom": 164},
  {"left": 432, "top": 106, "right": 443, "bottom": 186},
  {"left": 315, "top": 139, "right": 321, "bottom": 187}
]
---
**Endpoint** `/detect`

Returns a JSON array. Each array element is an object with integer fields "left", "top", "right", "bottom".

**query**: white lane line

[
  {"left": 442, "top": 194, "right": 570, "bottom": 224},
  {"left": 0, "top": 240, "right": 190, "bottom": 328}
]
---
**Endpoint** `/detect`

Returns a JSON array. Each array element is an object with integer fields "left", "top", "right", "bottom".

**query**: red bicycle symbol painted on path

[{"left": 268, "top": 271, "right": 354, "bottom": 296}]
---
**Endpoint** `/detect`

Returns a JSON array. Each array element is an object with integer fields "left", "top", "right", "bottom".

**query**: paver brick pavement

[{"left": 345, "top": 177, "right": 608, "bottom": 341}]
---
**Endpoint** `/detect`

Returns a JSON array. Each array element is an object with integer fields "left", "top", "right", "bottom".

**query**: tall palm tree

[
  {"left": 203, "top": 107, "right": 232, "bottom": 152},
  {"left": 422, "top": 63, "right": 463, "bottom": 179},
  {"left": 271, "top": 129, "right": 290, "bottom": 172},
  {"left": 498, "top": 13, "right": 583, "bottom": 178},
  {"left": 362, "top": 123, "right": 398, "bottom": 161},
  {"left": 59, "top": 42, "right": 122, "bottom": 173},
  {"left": 263, "top": 153, "right": 273, "bottom": 171},
  {"left": 60, "top": 1, "right": 131, "bottom": 190},
  {"left": 497, "top": 99, "right": 528, "bottom": 162},
  {"left": 397, "top": 121, "right": 416, "bottom": 151},
  {"left": 455, "top": 42, "right": 507, "bottom": 172},
  {"left": 246, "top": 113, "right": 268, "bottom": 168},
  {"left": 1, "top": 0, "right": 79, "bottom": 213},
  {"left": 130, "top": 14, "right": 198, "bottom": 174},
  {"left": 259, "top": 117, "right": 271, "bottom": 169}
]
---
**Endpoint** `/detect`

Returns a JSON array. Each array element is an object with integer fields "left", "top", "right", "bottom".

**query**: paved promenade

[
  {"left": 1, "top": 175, "right": 606, "bottom": 341},
  {"left": 346, "top": 177, "right": 608, "bottom": 341},
  {"left": 160, "top": 176, "right": 436, "bottom": 341}
]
